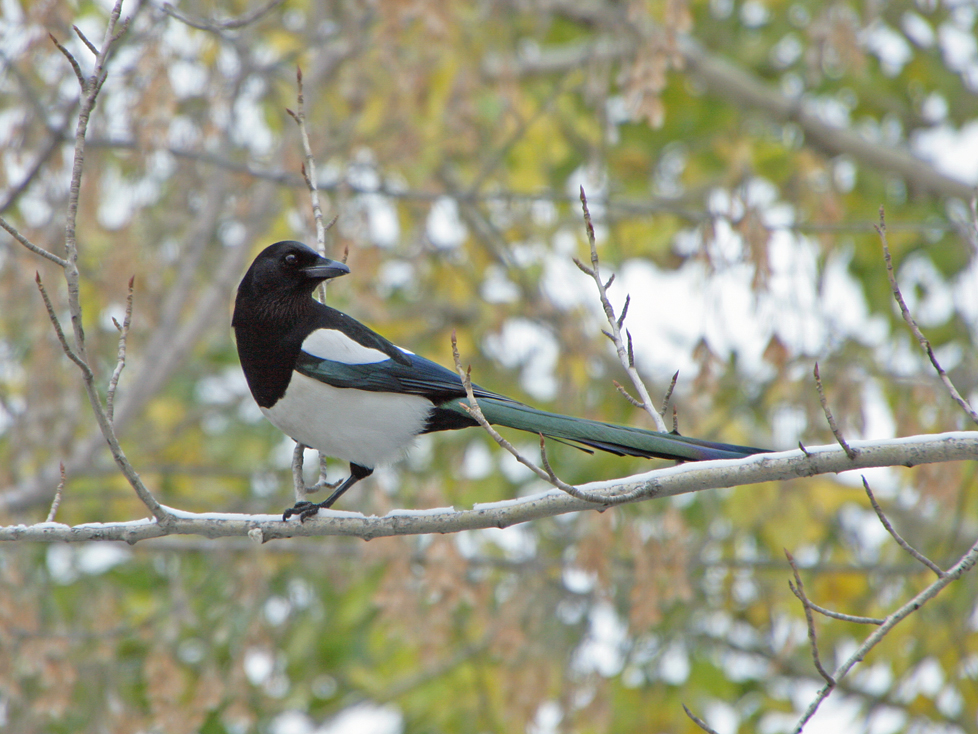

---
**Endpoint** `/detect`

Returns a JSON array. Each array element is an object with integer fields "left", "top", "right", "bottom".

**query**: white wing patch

[{"left": 301, "top": 329, "right": 390, "bottom": 364}]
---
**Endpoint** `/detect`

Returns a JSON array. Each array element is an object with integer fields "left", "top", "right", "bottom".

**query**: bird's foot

[{"left": 282, "top": 500, "right": 327, "bottom": 523}]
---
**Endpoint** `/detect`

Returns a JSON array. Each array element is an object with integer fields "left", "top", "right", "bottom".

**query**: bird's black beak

[{"left": 302, "top": 257, "right": 350, "bottom": 282}]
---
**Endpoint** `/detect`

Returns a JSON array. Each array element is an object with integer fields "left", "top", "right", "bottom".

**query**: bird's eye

[{"left": 284, "top": 253, "right": 298, "bottom": 266}]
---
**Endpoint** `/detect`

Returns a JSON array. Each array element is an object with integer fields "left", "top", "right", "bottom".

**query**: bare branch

[
  {"left": 794, "top": 534, "right": 978, "bottom": 732},
  {"left": 0, "top": 216, "right": 69, "bottom": 268},
  {"left": 862, "top": 476, "right": 946, "bottom": 578},
  {"left": 536, "top": 434, "right": 633, "bottom": 505},
  {"left": 72, "top": 25, "right": 99, "bottom": 57},
  {"left": 451, "top": 332, "right": 625, "bottom": 504},
  {"left": 162, "top": 0, "right": 285, "bottom": 32},
  {"left": 292, "top": 442, "right": 308, "bottom": 503},
  {"left": 484, "top": 36, "right": 976, "bottom": 200},
  {"left": 106, "top": 276, "right": 134, "bottom": 424},
  {"left": 682, "top": 704, "right": 720, "bottom": 734},
  {"left": 877, "top": 207, "right": 978, "bottom": 426},
  {"left": 814, "top": 362, "right": 855, "bottom": 460},
  {"left": 579, "top": 187, "right": 669, "bottom": 432},
  {"left": 288, "top": 65, "right": 330, "bottom": 300},
  {"left": 45, "top": 0, "right": 172, "bottom": 526},
  {"left": 1, "top": 433, "right": 977, "bottom": 542},
  {"left": 793, "top": 596, "right": 884, "bottom": 626},
  {"left": 785, "top": 550, "right": 835, "bottom": 685},
  {"left": 613, "top": 380, "right": 645, "bottom": 409},
  {"left": 48, "top": 33, "right": 86, "bottom": 88},
  {"left": 35, "top": 272, "right": 90, "bottom": 375},
  {"left": 44, "top": 463, "right": 66, "bottom": 523},
  {"left": 660, "top": 370, "right": 679, "bottom": 419}
]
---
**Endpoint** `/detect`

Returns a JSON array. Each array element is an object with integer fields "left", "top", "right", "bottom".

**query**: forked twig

[
  {"left": 862, "top": 477, "right": 946, "bottom": 578},
  {"left": 814, "top": 362, "right": 855, "bottom": 460},
  {"left": 785, "top": 550, "right": 835, "bottom": 685},
  {"left": 877, "top": 206, "right": 978, "bottom": 426},
  {"left": 577, "top": 187, "right": 669, "bottom": 433},
  {"left": 40, "top": 0, "right": 171, "bottom": 524},
  {"left": 793, "top": 536, "right": 978, "bottom": 732}
]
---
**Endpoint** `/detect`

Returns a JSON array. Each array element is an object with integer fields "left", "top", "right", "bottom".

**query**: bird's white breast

[{"left": 262, "top": 371, "right": 433, "bottom": 468}]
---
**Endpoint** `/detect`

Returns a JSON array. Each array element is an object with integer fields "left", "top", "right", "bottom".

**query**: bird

[{"left": 232, "top": 240, "right": 769, "bottom": 521}]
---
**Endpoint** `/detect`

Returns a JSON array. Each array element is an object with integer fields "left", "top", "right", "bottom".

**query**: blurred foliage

[{"left": 1, "top": 0, "right": 977, "bottom": 732}]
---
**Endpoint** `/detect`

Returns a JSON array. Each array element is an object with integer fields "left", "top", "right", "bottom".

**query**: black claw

[
  {"left": 299, "top": 506, "right": 321, "bottom": 522},
  {"left": 283, "top": 500, "right": 317, "bottom": 522}
]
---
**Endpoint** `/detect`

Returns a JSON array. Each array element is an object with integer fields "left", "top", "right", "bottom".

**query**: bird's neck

[{"left": 233, "top": 292, "right": 318, "bottom": 408}]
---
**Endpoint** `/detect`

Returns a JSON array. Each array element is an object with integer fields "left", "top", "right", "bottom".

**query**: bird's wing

[{"left": 294, "top": 347, "right": 506, "bottom": 404}]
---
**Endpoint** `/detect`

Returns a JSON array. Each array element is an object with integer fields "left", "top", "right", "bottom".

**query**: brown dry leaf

[
  {"left": 576, "top": 511, "right": 617, "bottom": 591},
  {"left": 628, "top": 507, "right": 694, "bottom": 631},
  {"left": 763, "top": 335, "right": 790, "bottom": 373}
]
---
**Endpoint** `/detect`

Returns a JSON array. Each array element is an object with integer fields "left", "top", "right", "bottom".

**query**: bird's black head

[{"left": 234, "top": 241, "right": 349, "bottom": 323}]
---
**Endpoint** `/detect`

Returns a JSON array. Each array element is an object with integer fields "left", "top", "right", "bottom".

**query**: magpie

[{"left": 233, "top": 241, "right": 768, "bottom": 521}]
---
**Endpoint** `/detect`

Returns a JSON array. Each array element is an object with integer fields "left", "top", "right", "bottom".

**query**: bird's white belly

[{"left": 262, "top": 372, "right": 433, "bottom": 468}]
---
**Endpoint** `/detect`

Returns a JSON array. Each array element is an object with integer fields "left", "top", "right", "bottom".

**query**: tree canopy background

[{"left": 1, "top": 0, "right": 977, "bottom": 732}]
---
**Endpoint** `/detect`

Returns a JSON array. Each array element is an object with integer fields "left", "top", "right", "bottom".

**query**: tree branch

[
  {"left": 484, "top": 34, "right": 975, "bottom": 200},
  {"left": 793, "top": 531, "right": 978, "bottom": 732},
  {"left": 2, "top": 432, "right": 976, "bottom": 542},
  {"left": 577, "top": 187, "right": 669, "bottom": 432},
  {"left": 877, "top": 207, "right": 978, "bottom": 426}
]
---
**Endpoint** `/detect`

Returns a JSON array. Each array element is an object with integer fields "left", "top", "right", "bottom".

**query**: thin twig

[
  {"left": 613, "top": 380, "right": 644, "bottom": 409},
  {"left": 537, "top": 434, "right": 629, "bottom": 505},
  {"left": 661, "top": 370, "right": 679, "bottom": 418},
  {"left": 451, "top": 332, "right": 628, "bottom": 505},
  {"left": 106, "top": 276, "right": 134, "bottom": 424},
  {"left": 44, "top": 463, "right": 66, "bottom": 523},
  {"left": 796, "top": 596, "right": 884, "bottom": 626},
  {"left": 814, "top": 362, "right": 856, "bottom": 459},
  {"left": 48, "top": 33, "right": 86, "bottom": 88},
  {"left": 862, "top": 476, "right": 946, "bottom": 578},
  {"left": 0, "top": 217, "right": 69, "bottom": 267},
  {"left": 578, "top": 187, "right": 669, "bottom": 433},
  {"left": 682, "top": 704, "right": 720, "bottom": 734},
  {"left": 877, "top": 206, "right": 978, "bottom": 426},
  {"left": 785, "top": 550, "right": 835, "bottom": 685},
  {"left": 286, "top": 65, "right": 330, "bottom": 300},
  {"left": 35, "top": 273, "right": 90, "bottom": 375},
  {"left": 72, "top": 25, "right": 99, "bottom": 57}
]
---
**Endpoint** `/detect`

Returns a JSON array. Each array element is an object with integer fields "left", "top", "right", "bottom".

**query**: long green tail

[{"left": 444, "top": 396, "right": 767, "bottom": 462}]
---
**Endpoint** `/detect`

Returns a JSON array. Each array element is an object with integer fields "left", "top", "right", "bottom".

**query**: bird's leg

[{"left": 282, "top": 463, "right": 374, "bottom": 522}]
